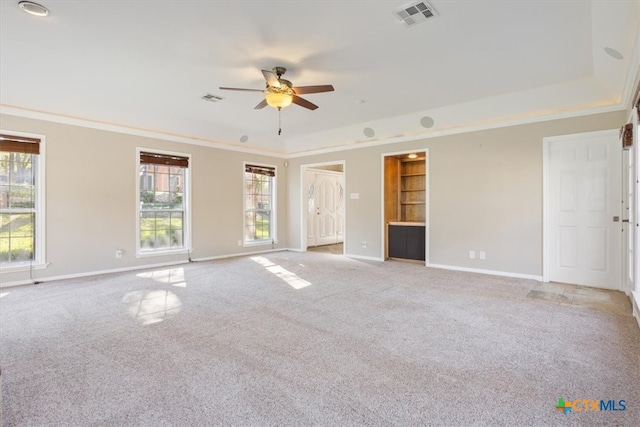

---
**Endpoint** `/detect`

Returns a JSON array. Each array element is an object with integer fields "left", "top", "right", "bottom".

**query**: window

[
  {"left": 138, "top": 150, "right": 190, "bottom": 255},
  {"left": 0, "top": 133, "right": 44, "bottom": 269},
  {"left": 244, "top": 163, "right": 276, "bottom": 244}
]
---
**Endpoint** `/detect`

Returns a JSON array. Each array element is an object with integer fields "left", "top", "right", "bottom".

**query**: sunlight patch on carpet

[
  {"left": 137, "top": 267, "right": 186, "bottom": 288},
  {"left": 122, "top": 289, "right": 182, "bottom": 325},
  {"left": 0, "top": 292, "right": 9, "bottom": 298},
  {"left": 251, "top": 256, "right": 311, "bottom": 290}
]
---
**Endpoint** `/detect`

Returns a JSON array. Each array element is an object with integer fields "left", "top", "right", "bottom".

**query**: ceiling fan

[{"left": 219, "top": 66, "right": 334, "bottom": 111}]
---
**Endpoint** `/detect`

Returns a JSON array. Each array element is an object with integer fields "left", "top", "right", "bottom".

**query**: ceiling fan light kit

[{"left": 265, "top": 91, "right": 293, "bottom": 109}]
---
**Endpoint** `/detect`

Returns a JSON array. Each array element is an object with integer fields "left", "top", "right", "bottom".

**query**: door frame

[
  {"left": 380, "top": 148, "right": 430, "bottom": 265},
  {"left": 542, "top": 128, "right": 622, "bottom": 286},
  {"left": 300, "top": 160, "right": 346, "bottom": 253},
  {"left": 622, "top": 141, "right": 635, "bottom": 296}
]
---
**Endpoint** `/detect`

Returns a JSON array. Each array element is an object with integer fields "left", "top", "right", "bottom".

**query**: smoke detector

[{"left": 393, "top": 1, "right": 438, "bottom": 27}]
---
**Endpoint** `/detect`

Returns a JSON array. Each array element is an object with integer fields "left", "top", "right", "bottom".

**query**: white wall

[
  {"left": 286, "top": 111, "right": 626, "bottom": 277},
  {"left": 0, "top": 109, "right": 627, "bottom": 285},
  {"left": 0, "top": 114, "right": 288, "bottom": 285}
]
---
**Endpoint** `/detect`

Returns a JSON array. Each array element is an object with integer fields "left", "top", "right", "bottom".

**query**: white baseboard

[
  {"left": 0, "top": 248, "right": 289, "bottom": 289},
  {"left": 426, "top": 263, "right": 543, "bottom": 281},
  {"left": 0, "top": 259, "right": 191, "bottom": 289},
  {"left": 191, "top": 248, "right": 287, "bottom": 262},
  {"left": 346, "top": 254, "right": 384, "bottom": 262}
]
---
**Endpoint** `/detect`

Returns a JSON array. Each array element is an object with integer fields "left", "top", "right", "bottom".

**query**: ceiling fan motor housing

[{"left": 273, "top": 66, "right": 287, "bottom": 78}]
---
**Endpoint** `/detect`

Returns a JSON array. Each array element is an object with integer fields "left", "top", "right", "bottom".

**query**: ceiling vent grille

[
  {"left": 202, "top": 93, "right": 224, "bottom": 102},
  {"left": 393, "top": 1, "right": 438, "bottom": 27}
]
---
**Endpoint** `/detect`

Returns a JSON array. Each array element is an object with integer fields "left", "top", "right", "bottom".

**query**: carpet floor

[{"left": 1, "top": 251, "right": 639, "bottom": 426}]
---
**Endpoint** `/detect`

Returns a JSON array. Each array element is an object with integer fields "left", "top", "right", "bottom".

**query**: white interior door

[
  {"left": 547, "top": 130, "right": 622, "bottom": 289},
  {"left": 304, "top": 170, "right": 317, "bottom": 247},
  {"left": 305, "top": 169, "right": 344, "bottom": 247}
]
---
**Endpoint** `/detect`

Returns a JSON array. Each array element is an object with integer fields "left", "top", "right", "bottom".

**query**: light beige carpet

[{"left": 1, "top": 251, "right": 639, "bottom": 426}]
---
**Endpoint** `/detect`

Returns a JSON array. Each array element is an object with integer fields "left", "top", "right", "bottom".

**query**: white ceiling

[{"left": 1, "top": 0, "right": 639, "bottom": 156}]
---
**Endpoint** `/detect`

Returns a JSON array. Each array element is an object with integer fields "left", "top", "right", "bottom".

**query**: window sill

[
  {"left": 243, "top": 240, "right": 278, "bottom": 248},
  {"left": 0, "top": 262, "right": 50, "bottom": 273},
  {"left": 136, "top": 248, "right": 191, "bottom": 259}
]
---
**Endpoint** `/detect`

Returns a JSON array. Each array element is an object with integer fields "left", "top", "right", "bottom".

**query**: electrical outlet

[
  {"left": 469, "top": 250, "right": 475, "bottom": 259},
  {"left": 115, "top": 249, "right": 123, "bottom": 259},
  {"left": 479, "top": 251, "right": 486, "bottom": 260}
]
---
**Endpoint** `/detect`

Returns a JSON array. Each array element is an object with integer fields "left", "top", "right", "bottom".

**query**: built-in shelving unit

[
  {"left": 400, "top": 159, "right": 426, "bottom": 223},
  {"left": 383, "top": 154, "right": 427, "bottom": 261}
]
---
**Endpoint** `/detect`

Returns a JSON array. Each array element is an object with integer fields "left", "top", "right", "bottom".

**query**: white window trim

[
  {"left": 243, "top": 161, "right": 277, "bottom": 247},
  {"left": 0, "top": 130, "right": 47, "bottom": 273},
  {"left": 135, "top": 147, "right": 192, "bottom": 258}
]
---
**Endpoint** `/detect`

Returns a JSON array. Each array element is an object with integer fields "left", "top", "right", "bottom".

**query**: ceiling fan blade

[
  {"left": 254, "top": 99, "right": 268, "bottom": 110},
  {"left": 261, "top": 70, "right": 280, "bottom": 88},
  {"left": 292, "top": 95, "right": 319, "bottom": 110},
  {"left": 293, "top": 85, "right": 335, "bottom": 95},
  {"left": 219, "top": 87, "right": 264, "bottom": 92}
]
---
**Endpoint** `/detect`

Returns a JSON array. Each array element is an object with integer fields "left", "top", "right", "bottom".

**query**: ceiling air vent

[
  {"left": 393, "top": 1, "right": 438, "bottom": 27},
  {"left": 202, "top": 93, "right": 224, "bottom": 102}
]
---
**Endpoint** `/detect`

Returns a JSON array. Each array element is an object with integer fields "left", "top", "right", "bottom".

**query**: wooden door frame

[
  {"left": 299, "top": 161, "right": 346, "bottom": 253},
  {"left": 542, "top": 128, "right": 621, "bottom": 285}
]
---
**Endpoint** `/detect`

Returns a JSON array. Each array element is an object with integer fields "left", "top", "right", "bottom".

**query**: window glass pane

[
  {"left": 244, "top": 166, "right": 274, "bottom": 243},
  {"left": 1, "top": 143, "right": 40, "bottom": 265},
  {"left": 140, "top": 233, "right": 155, "bottom": 250},
  {"left": 0, "top": 152, "right": 9, "bottom": 171},
  {"left": 308, "top": 183, "right": 315, "bottom": 213},
  {"left": 9, "top": 184, "right": 35, "bottom": 208},
  {"left": 170, "top": 223, "right": 183, "bottom": 247},
  {"left": 9, "top": 237, "right": 34, "bottom": 262},
  {"left": 8, "top": 213, "right": 34, "bottom": 235},
  {"left": 0, "top": 185, "right": 8, "bottom": 209},
  {"left": 139, "top": 155, "right": 186, "bottom": 252},
  {"left": 0, "top": 213, "right": 34, "bottom": 262},
  {"left": 8, "top": 153, "right": 33, "bottom": 185},
  {"left": 154, "top": 211, "right": 170, "bottom": 230},
  {"left": 257, "top": 212, "right": 270, "bottom": 240},
  {"left": 0, "top": 237, "right": 9, "bottom": 262}
]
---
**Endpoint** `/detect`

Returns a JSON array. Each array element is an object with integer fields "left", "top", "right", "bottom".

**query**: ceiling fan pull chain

[{"left": 278, "top": 107, "right": 282, "bottom": 135}]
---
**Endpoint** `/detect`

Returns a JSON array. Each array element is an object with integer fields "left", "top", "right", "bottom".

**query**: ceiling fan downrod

[{"left": 273, "top": 66, "right": 286, "bottom": 79}]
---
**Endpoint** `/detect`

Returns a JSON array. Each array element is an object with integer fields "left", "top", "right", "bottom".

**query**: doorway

[
  {"left": 301, "top": 162, "right": 345, "bottom": 252},
  {"left": 543, "top": 129, "right": 622, "bottom": 289},
  {"left": 382, "top": 150, "right": 429, "bottom": 263}
]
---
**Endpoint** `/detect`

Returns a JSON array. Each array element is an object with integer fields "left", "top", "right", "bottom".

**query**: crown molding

[
  {"left": 1, "top": 101, "right": 627, "bottom": 161},
  {"left": 0, "top": 104, "right": 285, "bottom": 158},
  {"left": 284, "top": 103, "right": 625, "bottom": 159}
]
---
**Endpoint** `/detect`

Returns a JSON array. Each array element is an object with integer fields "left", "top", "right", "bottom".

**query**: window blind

[
  {"left": 245, "top": 164, "right": 275, "bottom": 177},
  {"left": 140, "top": 151, "right": 189, "bottom": 168},
  {"left": 0, "top": 134, "right": 40, "bottom": 154}
]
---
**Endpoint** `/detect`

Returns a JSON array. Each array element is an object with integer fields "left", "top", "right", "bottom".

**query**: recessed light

[
  {"left": 363, "top": 127, "right": 375, "bottom": 138},
  {"left": 604, "top": 47, "right": 623, "bottom": 60},
  {"left": 18, "top": 1, "right": 49, "bottom": 17},
  {"left": 239, "top": 135, "right": 249, "bottom": 143}
]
